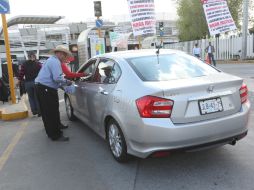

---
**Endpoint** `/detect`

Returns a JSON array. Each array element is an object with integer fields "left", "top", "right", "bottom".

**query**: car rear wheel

[
  {"left": 65, "top": 96, "right": 76, "bottom": 121},
  {"left": 107, "top": 119, "right": 128, "bottom": 162}
]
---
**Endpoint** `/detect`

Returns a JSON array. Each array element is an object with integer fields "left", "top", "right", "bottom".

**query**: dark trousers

[
  {"left": 194, "top": 54, "right": 200, "bottom": 58},
  {"left": 25, "top": 81, "right": 40, "bottom": 114},
  {"left": 35, "top": 83, "right": 62, "bottom": 139},
  {"left": 208, "top": 53, "right": 216, "bottom": 66}
]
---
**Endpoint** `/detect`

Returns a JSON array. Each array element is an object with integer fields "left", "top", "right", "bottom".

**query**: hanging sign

[
  {"left": 127, "top": 0, "right": 156, "bottom": 37},
  {"left": 201, "top": 0, "right": 237, "bottom": 35}
]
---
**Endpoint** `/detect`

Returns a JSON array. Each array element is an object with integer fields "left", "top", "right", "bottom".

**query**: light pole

[{"left": 241, "top": 0, "right": 249, "bottom": 60}]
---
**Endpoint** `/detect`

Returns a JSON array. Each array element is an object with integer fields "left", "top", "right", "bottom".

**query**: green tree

[
  {"left": 176, "top": 0, "right": 243, "bottom": 41},
  {"left": 227, "top": 0, "right": 243, "bottom": 29}
]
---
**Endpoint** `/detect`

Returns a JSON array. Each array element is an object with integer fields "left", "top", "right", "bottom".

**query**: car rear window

[{"left": 127, "top": 53, "right": 219, "bottom": 81}]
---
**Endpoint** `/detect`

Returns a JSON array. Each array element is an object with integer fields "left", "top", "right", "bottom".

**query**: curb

[
  {"left": 0, "top": 99, "right": 29, "bottom": 121},
  {"left": 0, "top": 110, "right": 28, "bottom": 121},
  {"left": 217, "top": 61, "right": 254, "bottom": 64}
]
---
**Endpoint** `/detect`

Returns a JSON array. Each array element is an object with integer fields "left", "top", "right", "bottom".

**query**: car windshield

[{"left": 127, "top": 53, "right": 219, "bottom": 81}]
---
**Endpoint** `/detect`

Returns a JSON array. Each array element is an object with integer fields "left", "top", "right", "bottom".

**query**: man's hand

[
  {"left": 16, "top": 80, "right": 21, "bottom": 88},
  {"left": 64, "top": 85, "right": 75, "bottom": 94},
  {"left": 66, "top": 79, "right": 73, "bottom": 86}
]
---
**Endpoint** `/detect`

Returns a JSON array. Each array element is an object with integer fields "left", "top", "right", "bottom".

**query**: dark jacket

[
  {"left": 18, "top": 60, "right": 41, "bottom": 82},
  {"left": 205, "top": 45, "right": 215, "bottom": 54},
  {"left": 0, "top": 78, "right": 9, "bottom": 102}
]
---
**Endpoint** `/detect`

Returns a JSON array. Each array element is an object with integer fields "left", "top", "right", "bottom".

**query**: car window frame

[
  {"left": 77, "top": 58, "right": 99, "bottom": 83},
  {"left": 91, "top": 57, "right": 122, "bottom": 85},
  {"left": 77, "top": 58, "right": 98, "bottom": 73}
]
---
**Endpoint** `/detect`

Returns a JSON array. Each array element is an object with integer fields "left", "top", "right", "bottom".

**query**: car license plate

[{"left": 199, "top": 98, "right": 223, "bottom": 115}]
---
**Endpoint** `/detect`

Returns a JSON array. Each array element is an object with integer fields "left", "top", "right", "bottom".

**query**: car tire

[
  {"left": 107, "top": 119, "right": 129, "bottom": 162},
  {"left": 65, "top": 96, "right": 76, "bottom": 121}
]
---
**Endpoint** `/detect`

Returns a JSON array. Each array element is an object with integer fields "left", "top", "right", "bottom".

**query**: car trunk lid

[{"left": 147, "top": 73, "right": 243, "bottom": 124}]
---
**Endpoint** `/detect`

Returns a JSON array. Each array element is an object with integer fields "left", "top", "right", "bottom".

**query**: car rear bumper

[{"left": 127, "top": 101, "right": 251, "bottom": 158}]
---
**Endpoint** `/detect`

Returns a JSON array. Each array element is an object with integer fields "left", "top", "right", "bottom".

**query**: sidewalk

[
  {"left": 0, "top": 97, "right": 28, "bottom": 121},
  {"left": 217, "top": 60, "right": 254, "bottom": 64}
]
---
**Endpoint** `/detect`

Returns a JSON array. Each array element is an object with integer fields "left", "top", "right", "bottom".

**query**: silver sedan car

[{"left": 65, "top": 49, "right": 250, "bottom": 162}]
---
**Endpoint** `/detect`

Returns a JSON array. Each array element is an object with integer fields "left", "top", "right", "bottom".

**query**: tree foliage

[
  {"left": 227, "top": 0, "right": 243, "bottom": 29},
  {"left": 176, "top": 0, "right": 243, "bottom": 41}
]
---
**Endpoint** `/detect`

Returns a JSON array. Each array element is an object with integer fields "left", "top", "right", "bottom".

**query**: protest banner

[
  {"left": 90, "top": 37, "right": 105, "bottom": 57},
  {"left": 127, "top": 0, "right": 156, "bottom": 37},
  {"left": 201, "top": 0, "right": 237, "bottom": 36},
  {"left": 109, "top": 32, "right": 129, "bottom": 49}
]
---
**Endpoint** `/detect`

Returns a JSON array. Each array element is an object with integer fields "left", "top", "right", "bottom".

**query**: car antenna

[{"left": 156, "top": 41, "right": 161, "bottom": 64}]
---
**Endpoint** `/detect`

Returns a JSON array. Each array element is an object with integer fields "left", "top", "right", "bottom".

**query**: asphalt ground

[{"left": 0, "top": 63, "right": 253, "bottom": 190}]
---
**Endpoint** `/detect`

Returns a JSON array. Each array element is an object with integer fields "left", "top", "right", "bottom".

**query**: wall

[{"left": 165, "top": 34, "right": 254, "bottom": 60}]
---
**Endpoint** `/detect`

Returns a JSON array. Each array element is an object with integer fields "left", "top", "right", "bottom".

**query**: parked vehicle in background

[{"left": 64, "top": 49, "right": 250, "bottom": 162}]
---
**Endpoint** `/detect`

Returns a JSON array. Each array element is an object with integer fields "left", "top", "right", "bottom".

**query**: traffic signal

[
  {"left": 159, "top": 22, "right": 164, "bottom": 36},
  {"left": 159, "top": 22, "right": 164, "bottom": 32},
  {"left": 94, "top": 1, "right": 102, "bottom": 17}
]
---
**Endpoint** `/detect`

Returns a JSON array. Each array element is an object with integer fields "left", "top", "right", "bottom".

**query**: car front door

[
  {"left": 84, "top": 58, "right": 122, "bottom": 131},
  {"left": 70, "top": 59, "right": 98, "bottom": 123}
]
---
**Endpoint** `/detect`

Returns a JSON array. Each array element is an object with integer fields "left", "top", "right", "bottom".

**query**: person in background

[
  {"left": 193, "top": 43, "right": 201, "bottom": 58},
  {"left": 35, "top": 45, "right": 73, "bottom": 142},
  {"left": 18, "top": 52, "right": 41, "bottom": 116},
  {"left": 205, "top": 42, "right": 216, "bottom": 66}
]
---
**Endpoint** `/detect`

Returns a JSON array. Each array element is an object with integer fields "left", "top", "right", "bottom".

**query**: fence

[{"left": 165, "top": 34, "right": 254, "bottom": 60}]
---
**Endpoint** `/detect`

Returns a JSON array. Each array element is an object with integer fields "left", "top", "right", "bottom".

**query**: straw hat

[{"left": 50, "top": 45, "right": 72, "bottom": 57}]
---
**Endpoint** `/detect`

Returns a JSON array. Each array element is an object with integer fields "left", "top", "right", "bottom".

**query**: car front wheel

[
  {"left": 65, "top": 96, "right": 76, "bottom": 121},
  {"left": 107, "top": 119, "right": 128, "bottom": 162}
]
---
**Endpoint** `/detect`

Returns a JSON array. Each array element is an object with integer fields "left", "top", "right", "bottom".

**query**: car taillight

[
  {"left": 136, "top": 96, "right": 174, "bottom": 118},
  {"left": 239, "top": 84, "right": 248, "bottom": 104}
]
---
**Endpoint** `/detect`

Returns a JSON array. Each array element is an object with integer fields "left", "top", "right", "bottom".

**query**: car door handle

[{"left": 100, "top": 90, "right": 109, "bottom": 95}]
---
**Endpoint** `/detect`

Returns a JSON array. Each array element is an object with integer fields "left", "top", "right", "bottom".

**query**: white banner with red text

[
  {"left": 201, "top": 0, "right": 237, "bottom": 36},
  {"left": 127, "top": 0, "right": 156, "bottom": 37}
]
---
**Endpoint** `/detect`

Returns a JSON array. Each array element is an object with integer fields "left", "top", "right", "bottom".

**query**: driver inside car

[{"left": 101, "top": 65, "right": 114, "bottom": 83}]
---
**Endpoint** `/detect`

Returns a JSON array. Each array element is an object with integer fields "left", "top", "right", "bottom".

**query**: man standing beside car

[
  {"left": 205, "top": 42, "right": 216, "bottom": 66},
  {"left": 35, "top": 45, "right": 73, "bottom": 142}
]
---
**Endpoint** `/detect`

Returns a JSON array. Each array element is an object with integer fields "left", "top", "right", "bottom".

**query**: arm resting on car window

[
  {"left": 51, "top": 61, "right": 72, "bottom": 87},
  {"left": 61, "top": 63, "right": 85, "bottom": 79}
]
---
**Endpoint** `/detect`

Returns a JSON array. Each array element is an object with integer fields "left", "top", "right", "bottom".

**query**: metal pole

[
  {"left": 0, "top": 59, "right": 2, "bottom": 78},
  {"left": 36, "top": 31, "right": 41, "bottom": 59},
  {"left": 19, "top": 33, "right": 28, "bottom": 60},
  {"left": 97, "top": 17, "right": 101, "bottom": 38},
  {"left": 1, "top": 14, "right": 16, "bottom": 104},
  {"left": 241, "top": 0, "right": 249, "bottom": 60},
  {"left": 138, "top": 36, "right": 142, "bottom": 49}
]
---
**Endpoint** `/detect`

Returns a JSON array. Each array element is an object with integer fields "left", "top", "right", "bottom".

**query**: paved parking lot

[{"left": 0, "top": 64, "right": 253, "bottom": 190}]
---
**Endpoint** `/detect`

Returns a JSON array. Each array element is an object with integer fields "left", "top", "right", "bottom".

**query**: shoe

[
  {"left": 52, "top": 135, "right": 69, "bottom": 142},
  {"left": 60, "top": 124, "right": 68, "bottom": 129},
  {"left": 32, "top": 112, "right": 38, "bottom": 116},
  {"left": 37, "top": 113, "right": 41, "bottom": 117}
]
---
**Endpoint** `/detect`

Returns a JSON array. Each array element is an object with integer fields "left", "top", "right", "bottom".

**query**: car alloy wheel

[{"left": 107, "top": 119, "right": 128, "bottom": 162}]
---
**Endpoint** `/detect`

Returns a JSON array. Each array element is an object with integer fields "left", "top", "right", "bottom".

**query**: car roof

[{"left": 94, "top": 49, "right": 183, "bottom": 60}]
